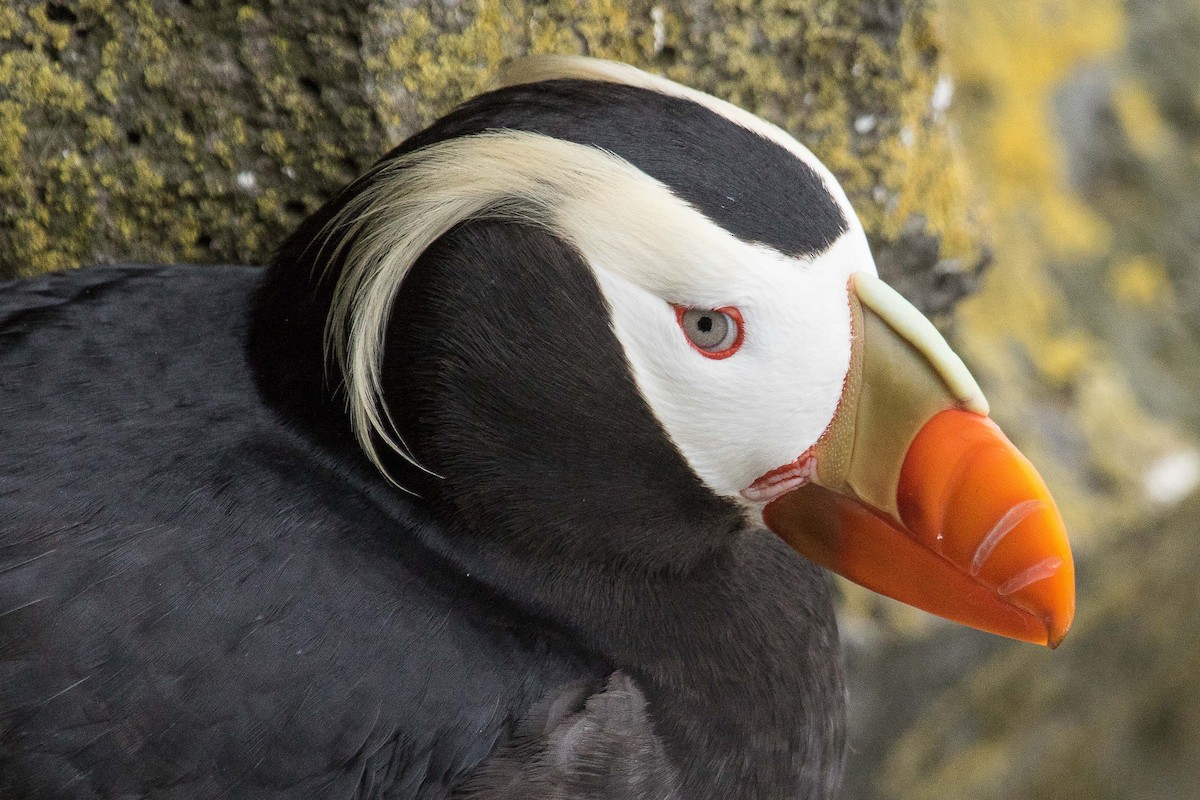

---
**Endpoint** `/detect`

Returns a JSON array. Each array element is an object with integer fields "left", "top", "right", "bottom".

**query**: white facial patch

[{"left": 591, "top": 227, "right": 876, "bottom": 502}]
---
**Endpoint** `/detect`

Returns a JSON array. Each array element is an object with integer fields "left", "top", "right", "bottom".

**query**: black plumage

[
  {"left": 2, "top": 76, "right": 852, "bottom": 799},
  {"left": 0, "top": 265, "right": 607, "bottom": 797}
]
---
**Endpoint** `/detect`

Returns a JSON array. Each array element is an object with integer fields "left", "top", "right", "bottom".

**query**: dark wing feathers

[{"left": 0, "top": 265, "right": 603, "bottom": 799}]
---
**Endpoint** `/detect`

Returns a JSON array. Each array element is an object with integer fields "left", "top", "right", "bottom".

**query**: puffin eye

[{"left": 674, "top": 306, "right": 744, "bottom": 359}]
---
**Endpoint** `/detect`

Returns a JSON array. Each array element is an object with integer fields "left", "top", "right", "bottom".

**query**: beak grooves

[{"left": 897, "top": 409, "right": 1074, "bottom": 646}]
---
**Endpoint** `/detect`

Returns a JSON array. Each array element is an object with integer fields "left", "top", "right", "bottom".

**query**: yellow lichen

[
  {"left": 0, "top": 6, "right": 20, "bottom": 40},
  {"left": 931, "top": 0, "right": 1190, "bottom": 542},
  {"left": 941, "top": 0, "right": 1120, "bottom": 254},
  {"left": 2, "top": 0, "right": 977, "bottom": 307},
  {"left": 374, "top": 0, "right": 652, "bottom": 127},
  {"left": 1109, "top": 255, "right": 1173, "bottom": 307},
  {"left": 1112, "top": 78, "right": 1171, "bottom": 158},
  {"left": 27, "top": 4, "right": 71, "bottom": 51}
]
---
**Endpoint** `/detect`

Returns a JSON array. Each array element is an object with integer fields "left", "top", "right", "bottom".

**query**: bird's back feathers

[{"left": 0, "top": 265, "right": 606, "bottom": 798}]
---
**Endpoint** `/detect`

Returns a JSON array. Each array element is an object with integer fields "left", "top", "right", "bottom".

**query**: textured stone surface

[
  {"left": 842, "top": 2, "right": 1200, "bottom": 797},
  {"left": 0, "top": 0, "right": 982, "bottom": 297}
]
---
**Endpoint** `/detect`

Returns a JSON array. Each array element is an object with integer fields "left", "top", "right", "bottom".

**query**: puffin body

[
  {"left": 0, "top": 58, "right": 1074, "bottom": 799},
  {"left": 0, "top": 264, "right": 609, "bottom": 798}
]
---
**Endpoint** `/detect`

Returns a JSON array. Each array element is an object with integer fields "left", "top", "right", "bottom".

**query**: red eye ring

[{"left": 673, "top": 305, "right": 745, "bottom": 360}]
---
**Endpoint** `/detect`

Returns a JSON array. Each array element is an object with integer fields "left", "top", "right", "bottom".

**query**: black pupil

[{"left": 698, "top": 315, "right": 713, "bottom": 333}]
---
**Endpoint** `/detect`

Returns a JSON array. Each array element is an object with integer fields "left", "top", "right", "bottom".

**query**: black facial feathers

[{"left": 381, "top": 218, "right": 742, "bottom": 568}]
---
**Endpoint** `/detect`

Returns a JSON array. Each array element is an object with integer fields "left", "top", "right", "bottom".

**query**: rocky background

[
  {"left": 847, "top": 2, "right": 1200, "bottom": 798},
  {"left": 3, "top": 1, "right": 1197, "bottom": 797}
]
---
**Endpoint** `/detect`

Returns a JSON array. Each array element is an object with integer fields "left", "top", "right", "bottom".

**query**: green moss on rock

[{"left": 1, "top": 0, "right": 978, "bottom": 285}]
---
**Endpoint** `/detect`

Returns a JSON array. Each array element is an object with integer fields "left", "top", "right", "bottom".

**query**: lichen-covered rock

[
  {"left": 938, "top": 0, "right": 1200, "bottom": 544},
  {"left": 840, "top": 2, "right": 1200, "bottom": 796},
  {"left": 0, "top": 0, "right": 982, "bottom": 296}
]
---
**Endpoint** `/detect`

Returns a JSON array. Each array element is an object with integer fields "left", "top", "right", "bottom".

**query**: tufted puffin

[{"left": 0, "top": 57, "right": 1074, "bottom": 799}]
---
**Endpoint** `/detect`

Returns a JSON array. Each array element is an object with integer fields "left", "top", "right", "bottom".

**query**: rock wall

[
  {"left": 1, "top": 0, "right": 980, "bottom": 306},
  {"left": 846, "top": 2, "right": 1200, "bottom": 797}
]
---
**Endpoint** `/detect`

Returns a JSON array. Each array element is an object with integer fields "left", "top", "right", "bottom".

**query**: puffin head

[{"left": 257, "top": 56, "right": 1074, "bottom": 648}]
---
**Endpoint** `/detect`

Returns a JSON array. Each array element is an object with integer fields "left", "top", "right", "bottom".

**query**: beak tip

[
  {"left": 1045, "top": 621, "right": 1070, "bottom": 649},
  {"left": 1044, "top": 603, "right": 1075, "bottom": 649}
]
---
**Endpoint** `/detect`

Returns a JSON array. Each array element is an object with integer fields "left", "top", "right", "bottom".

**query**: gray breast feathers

[{"left": 453, "top": 672, "right": 679, "bottom": 800}]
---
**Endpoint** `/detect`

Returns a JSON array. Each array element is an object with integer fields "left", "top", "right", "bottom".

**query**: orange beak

[{"left": 759, "top": 274, "right": 1075, "bottom": 647}]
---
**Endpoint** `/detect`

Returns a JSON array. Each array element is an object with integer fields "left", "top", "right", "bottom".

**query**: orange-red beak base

[{"left": 763, "top": 409, "right": 1075, "bottom": 647}]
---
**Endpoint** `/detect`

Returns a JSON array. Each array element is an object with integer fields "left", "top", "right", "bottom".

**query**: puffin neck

[{"left": 404, "top": 504, "right": 848, "bottom": 800}]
